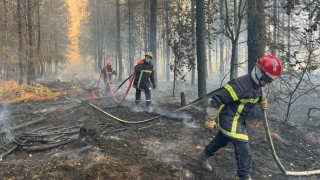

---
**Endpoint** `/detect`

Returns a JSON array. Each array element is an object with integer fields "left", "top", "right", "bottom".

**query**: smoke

[{"left": 0, "top": 103, "right": 14, "bottom": 141}]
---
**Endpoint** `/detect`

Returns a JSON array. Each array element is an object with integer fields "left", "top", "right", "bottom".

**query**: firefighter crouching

[
  {"left": 133, "top": 52, "right": 156, "bottom": 111},
  {"left": 101, "top": 62, "right": 117, "bottom": 96},
  {"left": 197, "top": 55, "right": 282, "bottom": 180}
]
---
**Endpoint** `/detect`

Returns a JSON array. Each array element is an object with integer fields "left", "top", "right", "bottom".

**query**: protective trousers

[
  {"left": 135, "top": 89, "right": 151, "bottom": 106},
  {"left": 105, "top": 82, "right": 111, "bottom": 95},
  {"left": 204, "top": 131, "right": 252, "bottom": 178}
]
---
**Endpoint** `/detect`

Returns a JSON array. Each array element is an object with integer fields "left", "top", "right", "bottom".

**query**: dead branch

[
  {"left": 0, "top": 115, "right": 48, "bottom": 135},
  {"left": 18, "top": 130, "right": 79, "bottom": 138},
  {"left": 0, "top": 144, "right": 18, "bottom": 161},
  {"left": 24, "top": 138, "right": 78, "bottom": 152}
]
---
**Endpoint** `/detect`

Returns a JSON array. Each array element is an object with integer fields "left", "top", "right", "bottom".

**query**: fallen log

[
  {"left": 18, "top": 130, "right": 79, "bottom": 138},
  {"left": 24, "top": 138, "right": 78, "bottom": 151},
  {"left": 0, "top": 114, "right": 48, "bottom": 135}
]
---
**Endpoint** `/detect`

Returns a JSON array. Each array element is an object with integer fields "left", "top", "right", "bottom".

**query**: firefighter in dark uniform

[
  {"left": 197, "top": 55, "right": 282, "bottom": 180},
  {"left": 133, "top": 52, "right": 156, "bottom": 110},
  {"left": 101, "top": 62, "right": 117, "bottom": 95}
]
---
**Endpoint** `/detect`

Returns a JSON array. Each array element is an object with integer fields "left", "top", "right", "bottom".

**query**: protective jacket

[
  {"left": 133, "top": 59, "right": 155, "bottom": 91},
  {"left": 210, "top": 74, "right": 262, "bottom": 142},
  {"left": 101, "top": 66, "right": 117, "bottom": 83}
]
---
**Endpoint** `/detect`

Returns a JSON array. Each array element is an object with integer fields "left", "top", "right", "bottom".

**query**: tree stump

[
  {"left": 79, "top": 123, "right": 101, "bottom": 141},
  {"left": 181, "top": 92, "right": 186, "bottom": 106}
]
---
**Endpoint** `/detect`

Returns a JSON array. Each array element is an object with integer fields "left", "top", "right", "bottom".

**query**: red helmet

[
  {"left": 256, "top": 55, "right": 282, "bottom": 80},
  {"left": 107, "top": 62, "right": 112, "bottom": 66}
]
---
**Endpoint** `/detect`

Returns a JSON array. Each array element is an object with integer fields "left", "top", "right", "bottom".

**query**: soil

[{"left": 1, "top": 79, "right": 320, "bottom": 180}]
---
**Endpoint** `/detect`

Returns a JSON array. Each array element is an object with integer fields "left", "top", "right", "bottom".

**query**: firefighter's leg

[
  {"left": 230, "top": 139, "right": 252, "bottom": 179},
  {"left": 204, "top": 131, "right": 230, "bottom": 155},
  {"left": 135, "top": 89, "right": 141, "bottom": 107},
  {"left": 198, "top": 131, "right": 230, "bottom": 171},
  {"left": 105, "top": 83, "right": 109, "bottom": 95},
  {"left": 145, "top": 89, "right": 152, "bottom": 110},
  {"left": 105, "top": 82, "right": 112, "bottom": 95}
]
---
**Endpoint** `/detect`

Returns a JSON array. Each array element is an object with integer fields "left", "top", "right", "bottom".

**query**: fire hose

[
  {"left": 105, "top": 67, "right": 135, "bottom": 104},
  {"left": 261, "top": 89, "right": 320, "bottom": 176},
  {"left": 113, "top": 73, "right": 134, "bottom": 94},
  {"left": 91, "top": 73, "right": 103, "bottom": 98},
  {"left": 67, "top": 86, "right": 320, "bottom": 176}
]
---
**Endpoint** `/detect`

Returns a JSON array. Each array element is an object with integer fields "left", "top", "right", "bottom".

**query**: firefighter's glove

[
  {"left": 205, "top": 120, "right": 217, "bottom": 131},
  {"left": 153, "top": 84, "right": 156, "bottom": 89},
  {"left": 260, "top": 98, "right": 268, "bottom": 110},
  {"left": 204, "top": 107, "right": 219, "bottom": 131}
]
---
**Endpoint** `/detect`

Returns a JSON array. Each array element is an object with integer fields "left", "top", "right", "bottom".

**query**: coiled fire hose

[{"left": 261, "top": 88, "right": 320, "bottom": 176}]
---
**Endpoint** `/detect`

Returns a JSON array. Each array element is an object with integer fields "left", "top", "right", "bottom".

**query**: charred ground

[{"left": 0, "top": 79, "right": 320, "bottom": 180}]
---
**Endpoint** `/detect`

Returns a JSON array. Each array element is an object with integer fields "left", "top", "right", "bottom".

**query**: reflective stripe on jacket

[
  {"left": 210, "top": 74, "right": 262, "bottom": 142},
  {"left": 133, "top": 60, "right": 155, "bottom": 91}
]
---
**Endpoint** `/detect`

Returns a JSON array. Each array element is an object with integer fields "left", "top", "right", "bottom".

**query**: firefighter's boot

[
  {"left": 146, "top": 100, "right": 152, "bottom": 112},
  {"left": 239, "top": 174, "right": 252, "bottom": 180},
  {"left": 134, "top": 100, "right": 140, "bottom": 110},
  {"left": 197, "top": 152, "right": 212, "bottom": 172}
]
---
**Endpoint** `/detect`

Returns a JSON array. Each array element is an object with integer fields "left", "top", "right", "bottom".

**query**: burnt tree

[
  {"left": 247, "top": 0, "right": 265, "bottom": 73},
  {"left": 150, "top": 0, "right": 157, "bottom": 86},
  {"left": 196, "top": 0, "right": 207, "bottom": 105}
]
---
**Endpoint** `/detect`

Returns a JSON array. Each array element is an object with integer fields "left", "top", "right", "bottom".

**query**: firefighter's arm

[
  {"left": 101, "top": 68, "right": 107, "bottom": 83},
  {"left": 134, "top": 64, "right": 143, "bottom": 72},
  {"left": 204, "top": 107, "right": 218, "bottom": 130},
  {"left": 205, "top": 82, "right": 244, "bottom": 131},
  {"left": 259, "top": 88, "right": 268, "bottom": 110},
  {"left": 112, "top": 69, "right": 118, "bottom": 75},
  {"left": 210, "top": 83, "right": 243, "bottom": 108}
]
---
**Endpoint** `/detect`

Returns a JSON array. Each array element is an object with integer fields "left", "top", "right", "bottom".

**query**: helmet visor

[{"left": 262, "top": 72, "right": 274, "bottom": 83}]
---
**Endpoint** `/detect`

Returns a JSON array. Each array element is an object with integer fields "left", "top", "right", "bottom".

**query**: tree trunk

[
  {"left": 287, "top": 14, "right": 291, "bottom": 64},
  {"left": 128, "top": 0, "right": 131, "bottom": 71},
  {"left": 247, "top": 0, "right": 265, "bottom": 73},
  {"left": 128, "top": 0, "right": 134, "bottom": 74},
  {"left": 4, "top": 0, "right": 8, "bottom": 80},
  {"left": 18, "top": 0, "right": 24, "bottom": 85},
  {"left": 150, "top": 0, "right": 158, "bottom": 86},
  {"left": 191, "top": 0, "right": 195, "bottom": 86},
  {"left": 207, "top": 0, "right": 213, "bottom": 76},
  {"left": 204, "top": 1, "right": 208, "bottom": 79},
  {"left": 230, "top": 42, "right": 236, "bottom": 81},
  {"left": 37, "top": 2, "right": 44, "bottom": 77},
  {"left": 216, "top": 40, "right": 218, "bottom": 72},
  {"left": 308, "top": 0, "right": 312, "bottom": 52},
  {"left": 96, "top": 0, "right": 102, "bottom": 72},
  {"left": 93, "top": 13, "right": 97, "bottom": 74},
  {"left": 144, "top": 0, "right": 148, "bottom": 52},
  {"left": 27, "top": 0, "right": 35, "bottom": 85},
  {"left": 116, "top": 0, "right": 123, "bottom": 81},
  {"left": 219, "top": 0, "right": 225, "bottom": 76},
  {"left": 272, "top": 0, "right": 277, "bottom": 55},
  {"left": 233, "top": 0, "right": 238, "bottom": 78},
  {"left": 196, "top": 0, "right": 207, "bottom": 105},
  {"left": 166, "top": 1, "right": 170, "bottom": 82},
  {"left": 54, "top": 42, "right": 58, "bottom": 75}
]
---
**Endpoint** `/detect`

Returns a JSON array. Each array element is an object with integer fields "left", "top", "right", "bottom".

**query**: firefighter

[
  {"left": 133, "top": 52, "right": 156, "bottom": 111},
  {"left": 101, "top": 62, "right": 117, "bottom": 95},
  {"left": 197, "top": 55, "right": 282, "bottom": 180}
]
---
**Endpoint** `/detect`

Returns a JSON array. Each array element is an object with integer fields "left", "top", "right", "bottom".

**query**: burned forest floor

[{"left": 1, "top": 78, "right": 320, "bottom": 180}]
